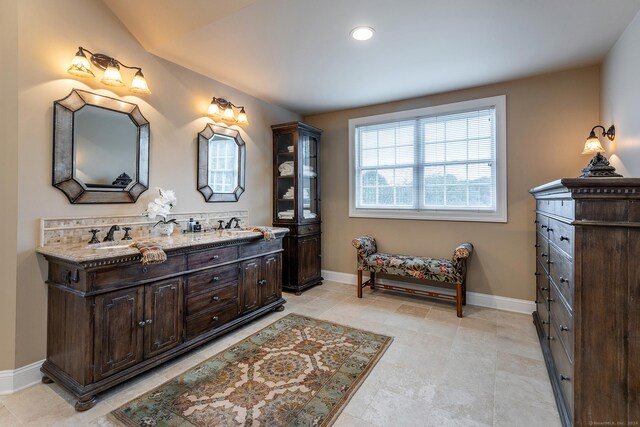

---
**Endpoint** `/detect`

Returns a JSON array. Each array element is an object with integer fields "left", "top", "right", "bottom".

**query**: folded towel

[
  {"left": 252, "top": 226, "right": 276, "bottom": 241},
  {"left": 131, "top": 242, "right": 167, "bottom": 265}
]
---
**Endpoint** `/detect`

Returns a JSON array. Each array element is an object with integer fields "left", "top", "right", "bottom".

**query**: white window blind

[
  {"left": 349, "top": 96, "right": 506, "bottom": 222},
  {"left": 208, "top": 135, "right": 238, "bottom": 193}
]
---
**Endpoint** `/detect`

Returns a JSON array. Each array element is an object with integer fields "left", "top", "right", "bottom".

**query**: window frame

[{"left": 348, "top": 95, "right": 507, "bottom": 223}]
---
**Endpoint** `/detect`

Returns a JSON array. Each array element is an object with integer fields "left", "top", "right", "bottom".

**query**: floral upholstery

[{"left": 352, "top": 237, "right": 473, "bottom": 284}]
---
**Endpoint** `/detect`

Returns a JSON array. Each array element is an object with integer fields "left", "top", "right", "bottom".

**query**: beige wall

[
  {"left": 9, "top": 0, "right": 299, "bottom": 369},
  {"left": 601, "top": 10, "right": 640, "bottom": 176},
  {"left": 0, "top": 0, "right": 19, "bottom": 371},
  {"left": 305, "top": 66, "right": 600, "bottom": 301}
]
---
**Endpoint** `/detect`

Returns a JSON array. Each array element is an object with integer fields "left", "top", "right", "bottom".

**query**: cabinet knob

[
  {"left": 258, "top": 279, "right": 267, "bottom": 286},
  {"left": 142, "top": 267, "right": 149, "bottom": 274},
  {"left": 145, "top": 319, "right": 152, "bottom": 325},
  {"left": 560, "top": 375, "right": 570, "bottom": 381},
  {"left": 560, "top": 277, "right": 569, "bottom": 284},
  {"left": 211, "top": 255, "right": 220, "bottom": 260},
  {"left": 560, "top": 325, "right": 569, "bottom": 332},
  {"left": 560, "top": 236, "right": 569, "bottom": 242},
  {"left": 212, "top": 296, "right": 220, "bottom": 301},
  {"left": 212, "top": 316, "right": 219, "bottom": 321},
  {"left": 138, "top": 321, "right": 146, "bottom": 327},
  {"left": 211, "top": 276, "right": 219, "bottom": 283}
]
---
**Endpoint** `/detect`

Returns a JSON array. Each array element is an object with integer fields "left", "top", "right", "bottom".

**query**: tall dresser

[{"left": 529, "top": 178, "right": 639, "bottom": 427}]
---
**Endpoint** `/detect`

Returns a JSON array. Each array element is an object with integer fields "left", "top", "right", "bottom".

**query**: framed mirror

[
  {"left": 53, "top": 89, "right": 149, "bottom": 203},
  {"left": 197, "top": 124, "right": 246, "bottom": 202}
]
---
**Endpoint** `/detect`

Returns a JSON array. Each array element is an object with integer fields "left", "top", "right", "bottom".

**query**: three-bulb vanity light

[
  {"left": 207, "top": 97, "right": 248, "bottom": 125},
  {"left": 67, "top": 46, "right": 151, "bottom": 95}
]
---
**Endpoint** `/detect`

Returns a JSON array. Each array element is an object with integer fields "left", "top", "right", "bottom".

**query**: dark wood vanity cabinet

[
  {"left": 40, "top": 236, "right": 286, "bottom": 411},
  {"left": 272, "top": 122, "right": 323, "bottom": 294},
  {"left": 530, "top": 178, "right": 640, "bottom": 427}
]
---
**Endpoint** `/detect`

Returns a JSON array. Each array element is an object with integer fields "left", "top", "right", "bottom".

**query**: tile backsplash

[{"left": 40, "top": 210, "right": 249, "bottom": 247}]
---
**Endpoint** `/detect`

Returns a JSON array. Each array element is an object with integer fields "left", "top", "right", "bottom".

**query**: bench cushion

[{"left": 362, "top": 252, "right": 460, "bottom": 283}]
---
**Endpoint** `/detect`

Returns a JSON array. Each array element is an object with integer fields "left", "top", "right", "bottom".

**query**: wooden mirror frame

[
  {"left": 53, "top": 89, "right": 149, "bottom": 204},
  {"left": 197, "top": 123, "right": 246, "bottom": 202}
]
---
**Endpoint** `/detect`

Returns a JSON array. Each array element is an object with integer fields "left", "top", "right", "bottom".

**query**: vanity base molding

[{"left": 39, "top": 236, "right": 285, "bottom": 411}]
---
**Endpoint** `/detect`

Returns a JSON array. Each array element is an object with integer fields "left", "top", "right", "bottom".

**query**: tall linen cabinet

[
  {"left": 272, "top": 122, "right": 323, "bottom": 294},
  {"left": 529, "top": 178, "right": 639, "bottom": 427}
]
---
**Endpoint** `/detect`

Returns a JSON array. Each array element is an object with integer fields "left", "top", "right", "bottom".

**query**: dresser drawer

[
  {"left": 549, "top": 245, "right": 573, "bottom": 308},
  {"left": 186, "top": 264, "right": 239, "bottom": 295},
  {"left": 535, "top": 214, "right": 549, "bottom": 234},
  {"left": 187, "top": 246, "right": 238, "bottom": 270},
  {"left": 549, "top": 321, "right": 574, "bottom": 418},
  {"left": 185, "top": 303, "right": 239, "bottom": 341},
  {"left": 186, "top": 281, "right": 239, "bottom": 317},
  {"left": 550, "top": 283, "right": 574, "bottom": 362},
  {"left": 537, "top": 200, "right": 554, "bottom": 217},
  {"left": 92, "top": 255, "right": 186, "bottom": 290},
  {"left": 548, "top": 218, "right": 574, "bottom": 258},
  {"left": 553, "top": 199, "right": 575, "bottom": 220},
  {"left": 536, "top": 286, "right": 550, "bottom": 336},
  {"left": 536, "top": 233, "right": 550, "bottom": 274}
]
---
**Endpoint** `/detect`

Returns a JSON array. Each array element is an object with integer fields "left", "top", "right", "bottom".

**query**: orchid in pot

[{"left": 143, "top": 188, "right": 178, "bottom": 236}]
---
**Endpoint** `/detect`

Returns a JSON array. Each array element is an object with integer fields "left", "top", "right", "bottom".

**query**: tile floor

[{"left": 0, "top": 281, "right": 561, "bottom": 427}]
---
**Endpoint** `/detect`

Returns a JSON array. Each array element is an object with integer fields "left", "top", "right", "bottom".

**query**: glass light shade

[
  {"left": 237, "top": 108, "right": 248, "bottom": 124},
  {"left": 223, "top": 106, "right": 235, "bottom": 120},
  {"left": 67, "top": 50, "right": 94, "bottom": 78},
  {"left": 129, "top": 70, "right": 151, "bottom": 94},
  {"left": 208, "top": 101, "right": 220, "bottom": 116},
  {"left": 582, "top": 136, "right": 605, "bottom": 154},
  {"left": 101, "top": 63, "right": 125, "bottom": 87}
]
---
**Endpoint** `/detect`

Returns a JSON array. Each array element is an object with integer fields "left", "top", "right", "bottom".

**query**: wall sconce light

[
  {"left": 580, "top": 124, "right": 621, "bottom": 178},
  {"left": 67, "top": 47, "right": 151, "bottom": 95},
  {"left": 207, "top": 97, "right": 248, "bottom": 125}
]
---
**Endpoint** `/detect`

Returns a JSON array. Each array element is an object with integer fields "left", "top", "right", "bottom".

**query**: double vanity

[{"left": 37, "top": 228, "right": 287, "bottom": 411}]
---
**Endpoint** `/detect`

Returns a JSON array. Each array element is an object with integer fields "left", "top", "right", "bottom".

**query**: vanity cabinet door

[
  {"left": 144, "top": 279, "right": 183, "bottom": 359},
  {"left": 299, "top": 234, "right": 321, "bottom": 284},
  {"left": 94, "top": 287, "right": 144, "bottom": 381},
  {"left": 261, "top": 253, "right": 282, "bottom": 306},
  {"left": 240, "top": 259, "right": 261, "bottom": 313}
]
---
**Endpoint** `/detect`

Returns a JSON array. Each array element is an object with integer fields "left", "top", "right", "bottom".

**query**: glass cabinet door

[
  {"left": 300, "top": 132, "right": 319, "bottom": 221},
  {"left": 275, "top": 132, "right": 296, "bottom": 222}
]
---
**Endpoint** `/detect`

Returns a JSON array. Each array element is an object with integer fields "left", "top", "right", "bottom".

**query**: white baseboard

[
  {"left": 0, "top": 359, "right": 44, "bottom": 395},
  {"left": 322, "top": 269, "right": 534, "bottom": 314}
]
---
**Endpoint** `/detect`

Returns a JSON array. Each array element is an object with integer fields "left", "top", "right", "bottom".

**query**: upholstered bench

[{"left": 352, "top": 236, "right": 473, "bottom": 317}]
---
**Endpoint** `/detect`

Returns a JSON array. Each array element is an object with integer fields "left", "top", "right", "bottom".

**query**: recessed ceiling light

[{"left": 350, "top": 26, "right": 374, "bottom": 41}]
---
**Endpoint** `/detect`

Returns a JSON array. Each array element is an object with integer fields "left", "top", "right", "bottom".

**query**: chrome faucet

[{"left": 103, "top": 225, "right": 121, "bottom": 241}]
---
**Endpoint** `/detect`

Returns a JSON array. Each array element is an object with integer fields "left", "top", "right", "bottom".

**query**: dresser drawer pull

[
  {"left": 560, "top": 277, "right": 569, "bottom": 284},
  {"left": 212, "top": 316, "right": 219, "bottom": 321},
  {"left": 542, "top": 320, "right": 549, "bottom": 325},
  {"left": 547, "top": 297, "right": 555, "bottom": 303},
  {"left": 535, "top": 300, "right": 540, "bottom": 304},
  {"left": 560, "top": 325, "right": 570, "bottom": 332},
  {"left": 547, "top": 260, "right": 554, "bottom": 265},
  {"left": 534, "top": 272, "right": 541, "bottom": 276},
  {"left": 541, "top": 287, "right": 549, "bottom": 291},
  {"left": 534, "top": 244, "right": 541, "bottom": 248},
  {"left": 560, "top": 236, "right": 570, "bottom": 242},
  {"left": 547, "top": 335, "right": 554, "bottom": 341},
  {"left": 547, "top": 228, "right": 554, "bottom": 232},
  {"left": 560, "top": 375, "right": 570, "bottom": 381},
  {"left": 541, "top": 253, "right": 548, "bottom": 258},
  {"left": 211, "top": 255, "right": 220, "bottom": 260},
  {"left": 541, "top": 225, "right": 548, "bottom": 229},
  {"left": 210, "top": 276, "right": 220, "bottom": 282},
  {"left": 534, "top": 220, "right": 539, "bottom": 224},
  {"left": 212, "top": 296, "right": 220, "bottom": 301}
]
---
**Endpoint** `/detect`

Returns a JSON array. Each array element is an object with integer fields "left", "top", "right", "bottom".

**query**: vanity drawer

[
  {"left": 186, "top": 281, "right": 239, "bottom": 317},
  {"left": 550, "top": 283, "right": 574, "bottom": 362},
  {"left": 549, "top": 320, "right": 574, "bottom": 418},
  {"left": 186, "top": 264, "right": 239, "bottom": 295},
  {"left": 548, "top": 245, "right": 574, "bottom": 308},
  {"left": 239, "top": 239, "right": 282, "bottom": 258},
  {"left": 547, "top": 218, "right": 574, "bottom": 258},
  {"left": 92, "top": 255, "right": 186, "bottom": 290},
  {"left": 188, "top": 246, "right": 238, "bottom": 270},
  {"left": 185, "top": 303, "right": 239, "bottom": 341}
]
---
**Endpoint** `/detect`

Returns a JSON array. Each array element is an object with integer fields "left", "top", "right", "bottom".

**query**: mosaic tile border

[{"left": 40, "top": 211, "right": 249, "bottom": 247}]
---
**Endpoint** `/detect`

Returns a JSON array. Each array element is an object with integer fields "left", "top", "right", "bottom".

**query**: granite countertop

[{"left": 36, "top": 227, "right": 289, "bottom": 263}]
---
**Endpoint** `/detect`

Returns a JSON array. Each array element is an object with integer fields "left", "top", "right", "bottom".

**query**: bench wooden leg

[
  {"left": 456, "top": 283, "right": 463, "bottom": 318},
  {"left": 357, "top": 270, "right": 363, "bottom": 298},
  {"left": 369, "top": 272, "right": 376, "bottom": 289},
  {"left": 462, "top": 277, "right": 467, "bottom": 306}
]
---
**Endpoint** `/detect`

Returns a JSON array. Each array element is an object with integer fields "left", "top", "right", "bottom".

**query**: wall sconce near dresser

[
  {"left": 580, "top": 124, "right": 621, "bottom": 178},
  {"left": 207, "top": 97, "right": 248, "bottom": 125},
  {"left": 67, "top": 46, "right": 151, "bottom": 95}
]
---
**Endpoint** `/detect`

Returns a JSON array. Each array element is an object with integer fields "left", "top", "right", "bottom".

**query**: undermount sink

[{"left": 85, "top": 241, "right": 134, "bottom": 250}]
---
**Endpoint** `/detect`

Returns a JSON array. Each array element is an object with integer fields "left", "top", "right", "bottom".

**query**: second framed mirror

[{"left": 197, "top": 124, "right": 246, "bottom": 202}]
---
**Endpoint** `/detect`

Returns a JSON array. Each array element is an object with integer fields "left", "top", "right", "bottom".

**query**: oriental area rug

[{"left": 112, "top": 313, "right": 392, "bottom": 426}]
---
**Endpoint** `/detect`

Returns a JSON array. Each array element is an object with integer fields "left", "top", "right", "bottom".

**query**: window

[{"left": 349, "top": 96, "right": 506, "bottom": 222}]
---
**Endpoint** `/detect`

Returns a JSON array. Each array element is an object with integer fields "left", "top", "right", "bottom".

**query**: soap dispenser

[{"left": 187, "top": 218, "right": 195, "bottom": 232}]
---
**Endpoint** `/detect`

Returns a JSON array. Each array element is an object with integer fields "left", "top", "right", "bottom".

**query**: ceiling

[{"left": 104, "top": 0, "right": 640, "bottom": 115}]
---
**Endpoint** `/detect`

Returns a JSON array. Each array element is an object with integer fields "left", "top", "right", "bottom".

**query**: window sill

[{"left": 349, "top": 208, "right": 507, "bottom": 223}]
